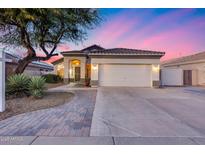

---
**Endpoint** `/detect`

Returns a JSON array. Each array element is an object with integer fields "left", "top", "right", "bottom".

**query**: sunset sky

[{"left": 48, "top": 8, "right": 205, "bottom": 63}]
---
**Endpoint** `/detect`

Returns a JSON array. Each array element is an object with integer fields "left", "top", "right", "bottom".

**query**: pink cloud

[
  {"left": 57, "top": 43, "right": 70, "bottom": 51},
  {"left": 91, "top": 13, "right": 139, "bottom": 47},
  {"left": 115, "top": 12, "right": 205, "bottom": 61},
  {"left": 138, "top": 16, "right": 205, "bottom": 60},
  {"left": 128, "top": 28, "right": 197, "bottom": 61},
  {"left": 118, "top": 9, "right": 194, "bottom": 48}
]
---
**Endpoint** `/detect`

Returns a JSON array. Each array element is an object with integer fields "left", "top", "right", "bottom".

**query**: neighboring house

[
  {"left": 162, "top": 51, "right": 205, "bottom": 86},
  {"left": 52, "top": 44, "right": 165, "bottom": 87},
  {"left": 5, "top": 52, "right": 53, "bottom": 78}
]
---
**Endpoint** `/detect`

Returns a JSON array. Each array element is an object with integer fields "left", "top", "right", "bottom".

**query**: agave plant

[
  {"left": 6, "top": 74, "right": 30, "bottom": 97},
  {"left": 29, "top": 76, "right": 46, "bottom": 98}
]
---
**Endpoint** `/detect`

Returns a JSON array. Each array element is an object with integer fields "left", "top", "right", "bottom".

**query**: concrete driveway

[{"left": 91, "top": 87, "right": 205, "bottom": 137}]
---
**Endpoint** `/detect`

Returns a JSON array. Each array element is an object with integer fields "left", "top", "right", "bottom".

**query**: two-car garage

[
  {"left": 89, "top": 48, "right": 165, "bottom": 88},
  {"left": 90, "top": 57, "right": 162, "bottom": 88},
  {"left": 98, "top": 64, "right": 152, "bottom": 87}
]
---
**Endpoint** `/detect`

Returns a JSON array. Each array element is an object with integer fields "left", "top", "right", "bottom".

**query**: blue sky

[{"left": 8, "top": 8, "right": 204, "bottom": 63}]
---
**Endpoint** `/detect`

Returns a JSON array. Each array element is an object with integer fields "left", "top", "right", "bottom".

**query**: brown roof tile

[
  {"left": 88, "top": 48, "right": 165, "bottom": 56},
  {"left": 60, "top": 45, "right": 165, "bottom": 57},
  {"left": 61, "top": 50, "right": 85, "bottom": 55}
]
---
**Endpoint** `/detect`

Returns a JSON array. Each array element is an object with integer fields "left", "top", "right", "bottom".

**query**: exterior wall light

[
  {"left": 152, "top": 65, "right": 160, "bottom": 72},
  {"left": 57, "top": 64, "right": 64, "bottom": 71},
  {"left": 92, "top": 64, "right": 98, "bottom": 70}
]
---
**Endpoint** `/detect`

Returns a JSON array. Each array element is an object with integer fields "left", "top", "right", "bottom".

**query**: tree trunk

[
  {"left": 14, "top": 48, "right": 36, "bottom": 74},
  {"left": 15, "top": 57, "right": 32, "bottom": 74},
  {"left": 14, "top": 47, "right": 54, "bottom": 74}
]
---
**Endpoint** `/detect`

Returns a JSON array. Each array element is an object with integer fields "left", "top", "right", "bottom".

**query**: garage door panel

[{"left": 99, "top": 65, "right": 152, "bottom": 87}]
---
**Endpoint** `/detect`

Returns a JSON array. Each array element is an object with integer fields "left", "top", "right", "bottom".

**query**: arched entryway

[{"left": 70, "top": 59, "right": 81, "bottom": 82}]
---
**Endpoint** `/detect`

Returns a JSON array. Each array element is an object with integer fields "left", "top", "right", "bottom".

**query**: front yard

[
  {"left": 0, "top": 74, "right": 73, "bottom": 121},
  {"left": 0, "top": 89, "right": 96, "bottom": 137},
  {"left": 0, "top": 91, "right": 74, "bottom": 121}
]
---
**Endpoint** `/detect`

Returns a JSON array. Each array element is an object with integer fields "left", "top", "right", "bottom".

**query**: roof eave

[
  {"left": 88, "top": 54, "right": 164, "bottom": 59},
  {"left": 162, "top": 59, "right": 205, "bottom": 67},
  {"left": 88, "top": 53, "right": 165, "bottom": 56},
  {"left": 61, "top": 52, "right": 86, "bottom": 55}
]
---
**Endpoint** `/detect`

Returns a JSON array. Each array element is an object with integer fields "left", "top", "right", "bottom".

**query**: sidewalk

[{"left": 1, "top": 136, "right": 205, "bottom": 145}]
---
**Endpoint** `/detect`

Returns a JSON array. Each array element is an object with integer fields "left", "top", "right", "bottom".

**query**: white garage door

[{"left": 99, "top": 64, "right": 152, "bottom": 87}]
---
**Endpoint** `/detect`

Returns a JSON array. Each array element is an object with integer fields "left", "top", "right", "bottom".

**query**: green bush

[
  {"left": 42, "top": 74, "right": 63, "bottom": 83},
  {"left": 6, "top": 74, "right": 30, "bottom": 97},
  {"left": 29, "top": 76, "right": 46, "bottom": 99},
  {"left": 6, "top": 74, "right": 46, "bottom": 99}
]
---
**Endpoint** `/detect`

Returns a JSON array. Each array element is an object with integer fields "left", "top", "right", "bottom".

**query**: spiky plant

[
  {"left": 6, "top": 74, "right": 30, "bottom": 97},
  {"left": 28, "top": 76, "right": 46, "bottom": 99}
]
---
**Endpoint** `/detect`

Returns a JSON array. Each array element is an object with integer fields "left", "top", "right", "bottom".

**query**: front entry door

[{"left": 75, "top": 67, "right": 81, "bottom": 82}]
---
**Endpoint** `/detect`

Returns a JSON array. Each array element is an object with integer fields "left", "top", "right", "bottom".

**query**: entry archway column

[{"left": 63, "top": 57, "right": 70, "bottom": 83}]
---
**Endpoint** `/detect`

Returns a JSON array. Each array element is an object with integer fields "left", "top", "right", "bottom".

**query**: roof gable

[
  {"left": 81, "top": 44, "right": 104, "bottom": 52},
  {"left": 61, "top": 44, "right": 104, "bottom": 55}
]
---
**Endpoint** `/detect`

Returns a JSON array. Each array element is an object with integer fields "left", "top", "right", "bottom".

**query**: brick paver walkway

[{"left": 0, "top": 89, "right": 96, "bottom": 137}]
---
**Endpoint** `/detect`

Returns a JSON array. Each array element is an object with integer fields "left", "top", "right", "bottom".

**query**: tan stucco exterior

[
  {"left": 162, "top": 60, "right": 205, "bottom": 86},
  {"left": 53, "top": 57, "right": 161, "bottom": 87},
  {"left": 62, "top": 56, "right": 86, "bottom": 83},
  {"left": 52, "top": 45, "right": 164, "bottom": 87}
]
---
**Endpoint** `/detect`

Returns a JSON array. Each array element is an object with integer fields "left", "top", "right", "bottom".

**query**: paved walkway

[
  {"left": 1, "top": 136, "right": 205, "bottom": 145},
  {"left": 0, "top": 88, "right": 97, "bottom": 137}
]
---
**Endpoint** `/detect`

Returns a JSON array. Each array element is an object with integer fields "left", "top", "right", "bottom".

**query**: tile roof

[
  {"left": 162, "top": 51, "right": 205, "bottom": 66},
  {"left": 61, "top": 50, "right": 85, "bottom": 55},
  {"left": 88, "top": 48, "right": 165, "bottom": 56},
  {"left": 61, "top": 45, "right": 165, "bottom": 57}
]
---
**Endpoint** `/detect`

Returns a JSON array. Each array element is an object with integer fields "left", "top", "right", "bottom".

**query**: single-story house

[
  {"left": 161, "top": 51, "right": 205, "bottom": 86},
  {"left": 5, "top": 52, "right": 53, "bottom": 78},
  {"left": 52, "top": 45, "right": 165, "bottom": 87}
]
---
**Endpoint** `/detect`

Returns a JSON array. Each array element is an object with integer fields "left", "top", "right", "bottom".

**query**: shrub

[
  {"left": 42, "top": 74, "right": 63, "bottom": 83},
  {"left": 29, "top": 76, "right": 46, "bottom": 99},
  {"left": 6, "top": 74, "right": 30, "bottom": 97}
]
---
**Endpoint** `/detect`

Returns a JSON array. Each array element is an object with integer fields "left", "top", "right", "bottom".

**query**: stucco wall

[
  {"left": 163, "top": 62, "right": 205, "bottom": 85},
  {"left": 91, "top": 58, "right": 160, "bottom": 65},
  {"left": 63, "top": 56, "right": 86, "bottom": 83},
  {"left": 5, "top": 63, "right": 52, "bottom": 78},
  {"left": 53, "top": 65, "right": 58, "bottom": 74},
  {"left": 152, "top": 64, "right": 160, "bottom": 81},
  {"left": 91, "top": 64, "right": 98, "bottom": 81},
  {"left": 161, "top": 68, "right": 183, "bottom": 86}
]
